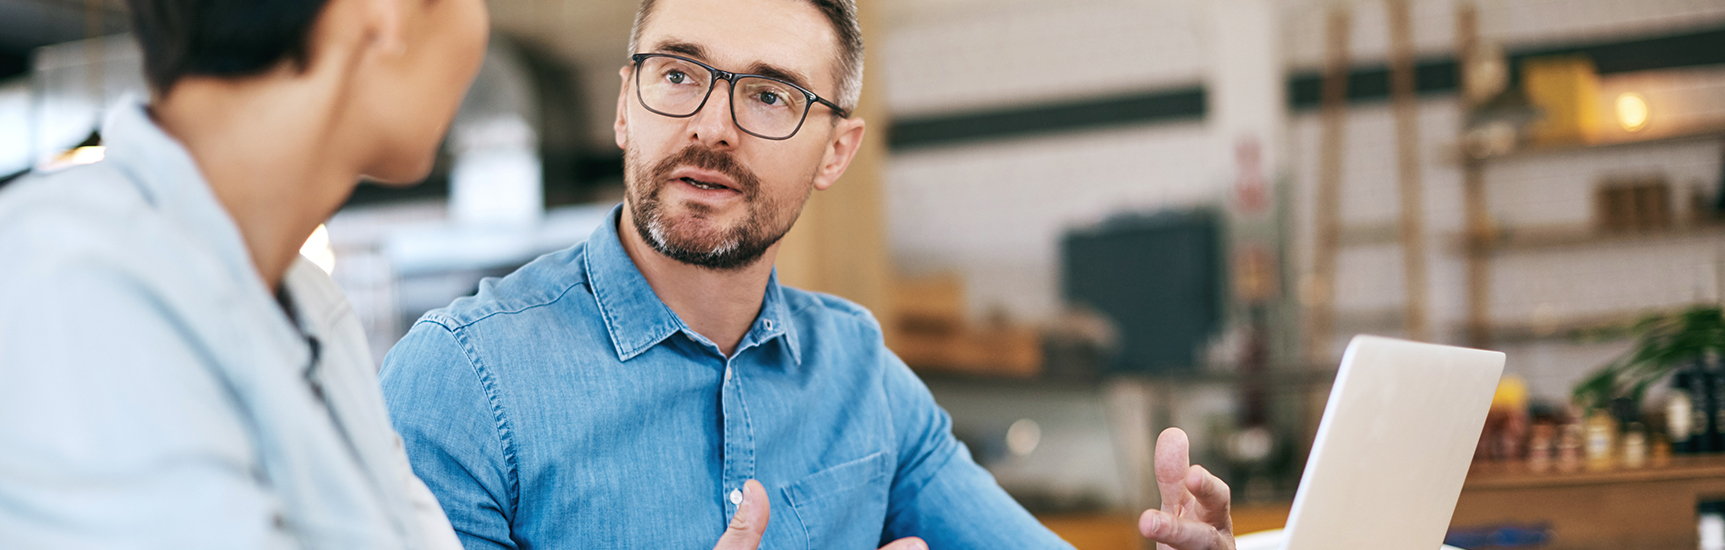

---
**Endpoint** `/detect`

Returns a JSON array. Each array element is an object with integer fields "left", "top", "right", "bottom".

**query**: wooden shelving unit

[
  {"left": 1469, "top": 124, "right": 1725, "bottom": 162},
  {"left": 1464, "top": 223, "right": 1725, "bottom": 253},
  {"left": 1452, "top": 455, "right": 1725, "bottom": 550},
  {"left": 1464, "top": 309, "right": 1662, "bottom": 344},
  {"left": 1447, "top": 6, "right": 1725, "bottom": 350}
]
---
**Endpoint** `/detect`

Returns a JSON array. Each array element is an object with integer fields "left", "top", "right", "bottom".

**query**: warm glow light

[
  {"left": 300, "top": 224, "right": 336, "bottom": 275},
  {"left": 44, "top": 146, "right": 106, "bottom": 171},
  {"left": 1006, "top": 418, "right": 1041, "bottom": 457},
  {"left": 1616, "top": 92, "right": 1649, "bottom": 132}
]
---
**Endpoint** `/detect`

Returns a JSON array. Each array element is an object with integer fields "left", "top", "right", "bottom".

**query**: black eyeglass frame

[{"left": 629, "top": 52, "right": 850, "bottom": 141}]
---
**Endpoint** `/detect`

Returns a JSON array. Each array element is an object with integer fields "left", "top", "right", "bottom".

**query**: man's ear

[
  {"left": 614, "top": 65, "right": 632, "bottom": 150},
  {"left": 812, "top": 117, "right": 866, "bottom": 191}
]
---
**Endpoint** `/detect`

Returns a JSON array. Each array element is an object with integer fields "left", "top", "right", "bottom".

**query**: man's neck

[
  {"left": 617, "top": 206, "right": 776, "bottom": 357},
  {"left": 150, "top": 75, "right": 361, "bottom": 291}
]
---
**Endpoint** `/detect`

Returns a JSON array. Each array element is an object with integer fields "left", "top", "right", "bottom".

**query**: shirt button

[
  {"left": 724, "top": 366, "right": 732, "bottom": 382},
  {"left": 764, "top": 319, "right": 774, "bottom": 331},
  {"left": 729, "top": 489, "right": 743, "bottom": 505}
]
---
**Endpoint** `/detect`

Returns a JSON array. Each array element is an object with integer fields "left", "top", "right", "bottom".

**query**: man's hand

[
  {"left": 713, "top": 480, "right": 771, "bottom": 550},
  {"left": 1139, "top": 428, "right": 1235, "bottom": 550},
  {"left": 712, "top": 479, "right": 928, "bottom": 550}
]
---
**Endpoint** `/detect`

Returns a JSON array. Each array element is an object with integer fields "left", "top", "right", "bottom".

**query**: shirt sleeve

[
  {"left": 879, "top": 351, "right": 1076, "bottom": 549},
  {"left": 380, "top": 320, "right": 518, "bottom": 550},
  {"left": 0, "top": 260, "right": 295, "bottom": 550}
]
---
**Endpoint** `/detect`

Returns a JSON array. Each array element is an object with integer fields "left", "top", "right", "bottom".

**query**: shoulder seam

[
  {"left": 423, "top": 278, "right": 590, "bottom": 330},
  {"left": 786, "top": 288, "right": 871, "bottom": 321}
]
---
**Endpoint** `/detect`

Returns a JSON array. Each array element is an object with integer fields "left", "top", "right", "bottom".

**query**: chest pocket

[{"left": 776, "top": 451, "right": 892, "bottom": 550}]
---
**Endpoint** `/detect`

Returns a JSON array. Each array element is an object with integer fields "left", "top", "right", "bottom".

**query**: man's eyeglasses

[{"left": 630, "top": 53, "right": 849, "bottom": 141}]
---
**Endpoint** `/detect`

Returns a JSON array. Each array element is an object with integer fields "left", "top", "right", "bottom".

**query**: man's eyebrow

[
  {"left": 645, "top": 39, "right": 818, "bottom": 93},
  {"left": 744, "top": 62, "right": 815, "bottom": 92},
  {"left": 648, "top": 40, "right": 707, "bottom": 60}
]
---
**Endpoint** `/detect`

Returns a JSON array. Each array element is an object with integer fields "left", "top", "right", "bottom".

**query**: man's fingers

[
  {"left": 1139, "top": 508, "right": 1233, "bottom": 550},
  {"left": 713, "top": 480, "right": 770, "bottom": 550},
  {"left": 877, "top": 536, "right": 928, "bottom": 550},
  {"left": 1184, "top": 465, "right": 1233, "bottom": 532},
  {"left": 1154, "top": 427, "right": 1194, "bottom": 515}
]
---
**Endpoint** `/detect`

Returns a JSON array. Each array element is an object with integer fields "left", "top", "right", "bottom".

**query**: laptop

[{"left": 1267, "top": 335, "right": 1505, "bottom": 550}]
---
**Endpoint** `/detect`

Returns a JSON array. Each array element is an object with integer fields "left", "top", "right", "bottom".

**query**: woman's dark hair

[{"left": 126, "top": 0, "right": 331, "bottom": 93}]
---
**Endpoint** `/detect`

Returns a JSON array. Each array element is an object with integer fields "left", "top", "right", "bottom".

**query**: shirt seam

[
  {"left": 425, "top": 319, "right": 524, "bottom": 523},
  {"left": 422, "top": 278, "right": 589, "bottom": 332},
  {"left": 777, "top": 484, "right": 812, "bottom": 550}
]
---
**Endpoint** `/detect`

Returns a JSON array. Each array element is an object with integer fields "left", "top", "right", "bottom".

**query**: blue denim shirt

[{"left": 380, "top": 206, "right": 1072, "bottom": 549}]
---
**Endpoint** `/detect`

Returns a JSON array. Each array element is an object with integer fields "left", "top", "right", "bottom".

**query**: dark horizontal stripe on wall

[
  {"left": 1288, "top": 60, "right": 1459, "bottom": 108},
  {"left": 1289, "top": 25, "right": 1725, "bottom": 110},
  {"left": 888, "top": 87, "right": 1205, "bottom": 151}
]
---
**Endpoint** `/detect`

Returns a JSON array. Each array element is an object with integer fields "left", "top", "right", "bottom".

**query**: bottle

[
  {"left": 1557, "top": 422, "right": 1583, "bottom": 473},
  {"left": 1712, "top": 361, "right": 1725, "bottom": 452},
  {"left": 1584, "top": 408, "right": 1617, "bottom": 471},
  {"left": 1652, "top": 432, "right": 1673, "bottom": 467},
  {"left": 1622, "top": 422, "right": 1648, "bottom": 468},
  {"left": 1671, "top": 369, "right": 1697, "bottom": 454},
  {"left": 1703, "top": 500, "right": 1725, "bottom": 550},
  {"left": 1696, "top": 361, "right": 1719, "bottom": 453},
  {"left": 1527, "top": 422, "right": 1555, "bottom": 473}
]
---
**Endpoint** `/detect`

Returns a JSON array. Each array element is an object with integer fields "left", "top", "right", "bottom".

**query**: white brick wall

[
  {"left": 881, "top": 0, "right": 1725, "bottom": 400},
  {"left": 880, "top": 0, "right": 1208, "bottom": 117},
  {"left": 1282, "top": 0, "right": 1725, "bottom": 70},
  {"left": 888, "top": 122, "right": 1217, "bottom": 322}
]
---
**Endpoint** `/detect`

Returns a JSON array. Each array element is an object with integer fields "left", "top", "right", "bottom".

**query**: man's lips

[{"left": 667, "top": 167, "right": 739, "bottom": 193}]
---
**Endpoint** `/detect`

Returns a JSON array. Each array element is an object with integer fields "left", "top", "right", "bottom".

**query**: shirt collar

[
  {"left": 99, "top": 97, "right": 312, "bottom": 370},
  {"left": 584, "top": 204, "right": 801, "bottom": 365},
  {"left": 102, "top": 97, "right": 264, "bottom": 294}
]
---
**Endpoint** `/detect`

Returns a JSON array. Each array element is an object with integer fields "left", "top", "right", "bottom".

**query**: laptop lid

[{"left": 1282, "top": 335, "right": 1505, "bottom": 550}]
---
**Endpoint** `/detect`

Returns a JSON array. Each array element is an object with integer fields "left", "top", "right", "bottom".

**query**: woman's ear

[
  {"left": 362, "top": 0, "right": 406, "bottom": 57},
  {"left": 300, "top": 0, "right": 404, "bottom": 79}
]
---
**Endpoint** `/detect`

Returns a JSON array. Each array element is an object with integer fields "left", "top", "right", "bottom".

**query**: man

[
  {"left": 379, "top": 0, "right": 1234, "bottom": 548},
  {"left": 0, "top": 0, "right": 487, "bottom": 545}
]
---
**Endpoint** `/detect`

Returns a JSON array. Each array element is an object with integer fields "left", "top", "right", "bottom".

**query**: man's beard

[{"left": 624, "top": 144, "right": 808, "bottom": 271}]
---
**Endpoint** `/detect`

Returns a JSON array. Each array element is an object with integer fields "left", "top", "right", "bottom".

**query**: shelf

[
  {"left": 1452, "top": 454, "right": 1725, "bottom": 549},
  {"left": 1465, "top": 454, "right": 1725, "bottom": 491},
  {"left": 1334, "top": 307, "right": 1404, "bottom": 333},
  {"left": 1337, "top": 222, "right": 1400, "bottom": 247},
  {"left": 1460, "top": 123, "right": 1725, "bottom": 163},
  {"left": 1461, "top": 223, "right": 1725, "bottom": 253},
  {"left": 1460, "top": 308, "right": 1664, "bottom": 344}
]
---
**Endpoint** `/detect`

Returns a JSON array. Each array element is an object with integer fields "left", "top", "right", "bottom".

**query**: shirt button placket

[{"left": 718, "top": 356, "right": 755, "bottom": 521}]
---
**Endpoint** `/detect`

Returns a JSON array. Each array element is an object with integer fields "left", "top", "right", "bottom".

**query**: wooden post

[
  {"left": 1307, "top": 7, "right": 1350, "bottom": 363},
  {"left": 775, "top": 0, "right": 896, "bottom": 342},
  {"left": 1456, "top": 3, "right": 1494, "bottom": 349},
  {"left": 1388, "top": 0, "right": 1430, "bottom": 342}
]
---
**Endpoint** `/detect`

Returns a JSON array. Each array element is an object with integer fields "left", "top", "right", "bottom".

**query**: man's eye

[
  {"left": 666, "top": 70, "right": 688, "bottom": 84},
  {"left": 756, "top": 91, "right": 782, "bottom": 106}
]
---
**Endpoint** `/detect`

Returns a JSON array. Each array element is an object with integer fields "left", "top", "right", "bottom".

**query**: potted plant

[{"left": 1574, "top": 305, "right": 1725, "bottom": 412}]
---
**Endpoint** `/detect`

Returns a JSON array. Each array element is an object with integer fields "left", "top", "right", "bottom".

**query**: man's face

[{"left": 617, "top": 0, "right": 859, "bottom": 270}]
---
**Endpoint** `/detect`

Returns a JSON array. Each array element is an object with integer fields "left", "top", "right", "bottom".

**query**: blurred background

[{"left": 4, "top": 0, "right": 1725, "bottom": 548}]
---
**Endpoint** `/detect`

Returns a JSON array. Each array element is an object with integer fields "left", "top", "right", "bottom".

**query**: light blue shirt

[
  {"left": 379, "top": 205, "right": 1073, "bottom": 549},
  {"left": 0, "top": 101, "right": 459, "bottom": 549}
]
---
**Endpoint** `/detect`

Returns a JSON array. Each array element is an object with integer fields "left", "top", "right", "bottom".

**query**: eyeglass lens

[{"left": 637, "top": 56, "right": 811, "bottom": 139}]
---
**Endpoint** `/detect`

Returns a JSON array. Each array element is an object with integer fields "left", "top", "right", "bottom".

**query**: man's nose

[{"left": 688, "top": 79, "right": 740, "bottom": 149}]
